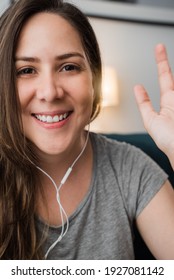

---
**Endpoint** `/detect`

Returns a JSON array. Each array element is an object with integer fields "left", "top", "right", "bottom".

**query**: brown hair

[{"left": 0, "top": 0, "right": 102, "bottom": 259}]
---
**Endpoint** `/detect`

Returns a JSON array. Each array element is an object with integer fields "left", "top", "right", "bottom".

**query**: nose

[{"left": 36, "top": 72, "right": 64, "bottom": 102}]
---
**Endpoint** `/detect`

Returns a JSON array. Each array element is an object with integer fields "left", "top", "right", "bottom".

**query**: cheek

[
  {"left": 17, "top": 81, "right": 33, "bottom": 109},
  {"left": 78, "top": 81, "right": 94, "bottom": 110},
  {"left": 78, "top": 90, "right": 94, "bottom": 125},
  {"left": 67, "top": 73, "right": 93, "bottom": 100}
]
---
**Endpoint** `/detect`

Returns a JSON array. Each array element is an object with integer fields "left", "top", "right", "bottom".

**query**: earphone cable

[{"left": 36, "top": 125, "right": 90, "bottom": 258}]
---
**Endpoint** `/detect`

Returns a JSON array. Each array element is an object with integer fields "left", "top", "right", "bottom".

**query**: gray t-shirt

[{"left": 37, "top": 133, "right": 168, "bottom": 259}]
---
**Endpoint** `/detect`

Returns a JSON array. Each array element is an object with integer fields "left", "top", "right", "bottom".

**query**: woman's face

[{"left": 15, "top": 12, "right": 94, "bottom": 157}]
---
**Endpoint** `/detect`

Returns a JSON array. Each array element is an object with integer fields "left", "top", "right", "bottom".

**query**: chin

[{"left": 32, "top": 142, "right": 64, "bottom": 158}]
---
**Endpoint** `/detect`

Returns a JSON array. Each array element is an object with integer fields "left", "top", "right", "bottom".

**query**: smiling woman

[
  {"left": 0, "top": 0, "right": 174, "bottom": 261},
  {"left": 0, "top": 0, "right": 101, "bottom": 259}
]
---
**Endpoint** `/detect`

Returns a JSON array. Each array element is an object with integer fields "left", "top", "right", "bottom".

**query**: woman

[{"left": 0, "top": 0, "right": 174, "bottom": 260}]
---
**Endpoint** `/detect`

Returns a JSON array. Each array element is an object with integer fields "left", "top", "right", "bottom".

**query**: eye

[
  {"left": 16, "top": 67, "right": 36, "bottom": 76},
  {"left": 61, "top": 64, "right": 81, "bottom": 72}
]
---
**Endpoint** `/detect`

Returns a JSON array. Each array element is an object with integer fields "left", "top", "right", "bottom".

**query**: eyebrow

[{"left": 15, "top": 52, "right": 85, "bottom": 62}]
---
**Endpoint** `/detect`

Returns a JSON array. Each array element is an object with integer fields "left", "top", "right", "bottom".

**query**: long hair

[{"left": 0, "top": 0, "right": 102, "bottom": 259}]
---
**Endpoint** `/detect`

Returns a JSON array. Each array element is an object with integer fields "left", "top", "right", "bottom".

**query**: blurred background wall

[
  {"left": 0, "top": 0, "right": 9, "bottom": 13},
  {"left": 69, "top": 0, "right": 174, "bottom": 133}
]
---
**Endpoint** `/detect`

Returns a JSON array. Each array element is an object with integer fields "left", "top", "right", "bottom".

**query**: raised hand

[{"left": 134, "top": 44, "right": 174, "bottom": 168}]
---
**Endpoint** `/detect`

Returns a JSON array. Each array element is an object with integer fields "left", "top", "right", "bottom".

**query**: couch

[{"left": 104, "top": 133, "right": 174, "bottom": 260}]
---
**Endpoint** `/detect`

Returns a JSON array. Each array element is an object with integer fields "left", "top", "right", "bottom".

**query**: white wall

[
  {"left": 0, "top": 0, "right": 10, "bottom": 14},
  {"left": 89, "top": 17, "right": 174, "bottom": 133},
  {"left": 138, "top": 0, "right": 174, "bottom": 9},
  {"left": 87, "top": 0, "right": 174, "bottom": 9}
]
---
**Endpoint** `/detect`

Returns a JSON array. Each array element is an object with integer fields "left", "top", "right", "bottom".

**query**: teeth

[
  {"left": 35, "top": 113, "right": 69, "bottom": 123},
  {"left": 53, "top": 115, "right": 59, "bottom": 122},
  {"left": 46, "top": 116, "right": 53, "bottom": 123}
]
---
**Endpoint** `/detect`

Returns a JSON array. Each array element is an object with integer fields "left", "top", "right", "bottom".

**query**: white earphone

[{"left": 36, "top": 126, "right": 90, "bottom": 259}]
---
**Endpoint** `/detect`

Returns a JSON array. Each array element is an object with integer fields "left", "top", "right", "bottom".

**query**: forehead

[{"left": 16, "top": 12, "right": 84, "bottom": 54}]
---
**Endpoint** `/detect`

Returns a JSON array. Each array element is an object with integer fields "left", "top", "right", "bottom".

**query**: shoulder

[
  {"left": 90, "top": 131, "right": 131, "bottom": 151},
  {"left": 90, "top": 132, "right": 168, "bottom": 220},
  {"left": 90, "top": 132, "right": 168, "bottom": 181},
  {"left": 90, "top": 131, "right": 146, "bottom": 162}
]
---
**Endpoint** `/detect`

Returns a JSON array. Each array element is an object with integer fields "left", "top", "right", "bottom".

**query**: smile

[{"left": 33, "top": 112, "right": 70, "bottom": 123}]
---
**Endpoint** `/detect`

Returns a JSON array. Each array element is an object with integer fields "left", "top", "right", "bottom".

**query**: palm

[{"left": 134, "top": 44, "right": 174, "bottom": 157}]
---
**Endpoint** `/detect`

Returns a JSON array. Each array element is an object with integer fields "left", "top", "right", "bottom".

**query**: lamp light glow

[{"left": 101, "top": 66, "right": 119, "bottom": 107}]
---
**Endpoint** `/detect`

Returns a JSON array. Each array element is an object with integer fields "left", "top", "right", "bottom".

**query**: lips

[{"left": 32, "top": 111, "right": 72, "bottom": 124}]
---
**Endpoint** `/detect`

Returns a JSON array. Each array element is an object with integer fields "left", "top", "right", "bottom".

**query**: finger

[
  {"left": 134, "top": 85, "right": 156, "bottom": 130},
  {"left": 155, "top": 44, "right": 174, "bottom": 95}
]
